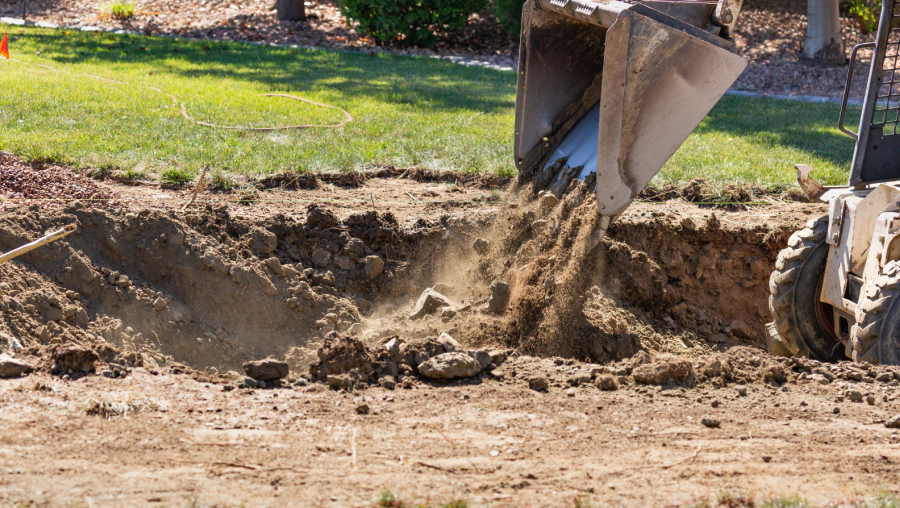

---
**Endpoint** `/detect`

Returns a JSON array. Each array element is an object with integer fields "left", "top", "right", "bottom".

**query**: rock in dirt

[
  {"left": 487, "top": 282, "right": 511, "bottom": 315},
  {"left": 596, "top": 374, "right": 619, "bottom": 391},
  {"left": 489, "top": 350, "right": 508, "bottom": 366},
  {"left": 469, "top": 350, "right": 492, "bottom": 370},
  {"left": 380, "top": 375, "right": 397, "bottom": 390},
  {"left": 356, "top": 403, "right": 370, "bottom": 415},
  {"left": 885, "top": 415, "right": 900, "bottom": 429},
  {"left": 309, "top": 333, "right": 374, "bottom": 379},
  {"left": 473, "top": 238, "right": 490, "bottom": 255},
  {"left": 363, "top": 255, "right": 385, "bottom": 280},
  {"left": 437, "top": 332, "right": 462, "bottom": 353},
  {"left": 0, "top": 353, "right": 33, "bottom": 378},
  {"left": 49, "top": 344, "right": 99, "bottom": 375},
  {"left": 701, "top": 416, "right": 721, "bottom": 428},
  {"left": 410, "top": 289, "right": 455, "bottom": 319},
  {"left": 243, "top": 358, "right": 289, "bottom": 381},
  {"left": 328, "top": 374, "right": 353, "bottom": 390},
  {"left": 528, "top": 375, "right": 550, "bottom": 391},
  {"left": 418, "top": 352, "right": 482, "bottom": 379},
  {"left": 632, "top": 356, "right": 695, "bottom": 386},
  {"left": 847, "top": 390, "right": 864, "bottom": 403}
]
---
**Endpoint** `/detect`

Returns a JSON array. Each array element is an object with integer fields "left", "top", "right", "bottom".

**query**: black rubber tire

[
  {"left": 851, "top": 261, "right": 900, "bottom": 365},
  {"left": 769, "top": 216, "right": 846, "bottom": 362}
]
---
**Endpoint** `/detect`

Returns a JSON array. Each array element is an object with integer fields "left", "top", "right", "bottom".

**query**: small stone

[
  {"left": 328, "top": 374, "right": 353, "bottom": 390},
  {"left": 243, "top": 358, "right": 289, "bottom": 381},
  {"left": 833, "top": 407, "right": 841, "bottom": 414},
  {"left": 311, "top": 247, "right": 331, "bottom": 268},
  {"left": 152, "top": 297, "right": 168, "bottom": 311},
  {"left": 356, "top": 404, "right": 370, "bottom": 415},
  {"left": 711, "top": 400, "right": 720, "bottom": 408},
  {"left": 384, "top": 338, "right": 401, "bottom": 356},
  {"left": 596, "top": 374, "right": 619, "bottom": 391},
  {"left": 876, "top": 372, "right": 894, "bottom": 383},
  {"left": 487, "top": 282, "right": 511, "bottom": 315},
  {"left": 380, "top": 376, "right": 396, "bottom": 390},
  {"left": 437, "top": 332, "right": 462, "bottom": 353},
  {"left": 739, "top": 435, "right": 749, "bottom": 441},
  {"left": 528, "top": 375, "right": 550, "bottom": 391},
  {"left": 885, "top": 415, "right": 900, "bottom": 429},
  {"left": 409, "top": 289, "right": 455, "bottom": 319},
  {"left": 566, "top": 389, "right": 575, "bottom": 397},
  {"left": 540, "top": 192, "right": 559, "bottom": 208},
  {"left": 0, "top": 354, "right": 33, "bottom": 378},
  {"left": 363, "top": 255, "right": 385, "bottom": 280},
  {"left": 847, "top": 390, "right": 864, "bottom": 402},
  {"left": 762, "top": 455, "right": 772, "bottom": 463},
  {"left": 489, "top": 350, "right": 508, "bottom": 365},
  {"left": 736, "top": 385, "right": 748, "bottom": 396},
  {"left": 469, "top": 350, "right": 493, "bottom": 371},
  {"left": 866, "top": 395, "right": 876, "bottom": 405},
  {"left": 440, "top": 307, "right": 457, "bottom": 320},
  {"left": 418, "top": 352, "right": 482, "bottom": 379},
  {"left": 567, "top": 372, "right": 592, "bottom": 386},
  {"left": 700, "top": 416, "right": 720, "bottom": 428},
  {"left": 241, "top": 377, "right": 260, "bottom": 389}
]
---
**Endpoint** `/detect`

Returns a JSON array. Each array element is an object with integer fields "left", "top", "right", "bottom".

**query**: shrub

[
  {"left": 160, "top": 168, "right": 193, "bottom": 187},
  {"left": 337, "top": 0, "right": 486, "bottom": 46},
  {"left": 848, "top": 0, "right": 881, "bottom": 34},
  {"left": 491, "top": 0, "right": 523, "bottom": 37},
  {"left": 108, "top": 1, "right": 136, "bottom": 20}
]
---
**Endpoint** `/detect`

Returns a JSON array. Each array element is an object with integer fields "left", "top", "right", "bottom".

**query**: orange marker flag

[{"left": 0, "top": 33, "right": 8, "bottom": 60}]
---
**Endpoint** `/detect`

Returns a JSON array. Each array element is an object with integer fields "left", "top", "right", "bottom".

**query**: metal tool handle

[{"left": 840, "top": 42, "right": 876, "bottom": 139}]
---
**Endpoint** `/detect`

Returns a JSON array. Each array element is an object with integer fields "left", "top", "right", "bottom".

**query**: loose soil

[{"left": 3, "top": 157, "right": 900, "bottom": 506}]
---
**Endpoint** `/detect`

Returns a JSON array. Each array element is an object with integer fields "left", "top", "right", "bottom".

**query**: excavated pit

[{"left": 0, "top": 182, "right": 822, "bottom": 377}]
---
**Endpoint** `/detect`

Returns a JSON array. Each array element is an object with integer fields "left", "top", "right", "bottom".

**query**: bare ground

[{"left": 2, "top": 159, "right": 900, "bottom": 506}]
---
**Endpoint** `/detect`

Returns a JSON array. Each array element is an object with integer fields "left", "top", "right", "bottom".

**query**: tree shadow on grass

[
  {"left": 701, "top": 94, "right": 858, "bottom": 169},
  {"left": 16, "top": 28, "right": 517, "bottom": 115}
]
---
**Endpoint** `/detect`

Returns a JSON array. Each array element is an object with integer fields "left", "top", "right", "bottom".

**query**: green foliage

[
  {"left": 160, "top": 168, "right": 193, "bottom": 186},
  {"left": 208, "top": 172, "right": 236, "bottom": 191},
  {"left": 848, "top": 0, "right": 881, "bottom": 34},
  {"left": 491, "top": 0, "right": 523, "bottom": 37},
  {"left": 337, "top": 0, "right": 486, "bottom": 46},
  {"left": 108, "top": 1, "right": 136, "bottom": 20}
]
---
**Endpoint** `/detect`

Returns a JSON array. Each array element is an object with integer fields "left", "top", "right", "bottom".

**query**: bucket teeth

[{"left": 514, "top": 0, "right": 747, "bottom": 219}]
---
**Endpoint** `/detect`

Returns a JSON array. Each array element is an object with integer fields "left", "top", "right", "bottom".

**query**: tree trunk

[
  {"left": 802, "top": 0, "right": 845, "bottom": 65},
  {"left": 276, "top": 0, "right": 305, "bottom": 21}
]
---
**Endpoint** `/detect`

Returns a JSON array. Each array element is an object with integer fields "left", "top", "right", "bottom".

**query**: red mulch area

[{"left": 0, "top": 154, "right": 117, "bottom": 207}]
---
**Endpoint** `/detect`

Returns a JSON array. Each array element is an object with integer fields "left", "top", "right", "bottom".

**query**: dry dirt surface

[
  {"left": 2, "top": 159, "right": 900, "bottom": 506},
  {"left": 1, "top": 0, "right": 875, "bottom": 98}
]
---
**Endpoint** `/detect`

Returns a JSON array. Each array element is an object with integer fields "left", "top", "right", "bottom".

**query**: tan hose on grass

[{"left": 0, "top": 224, "right": 77, "bottom": 265}]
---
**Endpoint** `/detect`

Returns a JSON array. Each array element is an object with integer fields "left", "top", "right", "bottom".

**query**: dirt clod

[
  {"left": 701, "top": 416, "right": 721, "bottom": 428},
  {"left": 418, "top": 352, "right": 482, "bottom": 379},
  {"left": 49, "top": 344, "right": 99, "bottom": 375},
  {"left": 632, "top": 356, "right": 695, "bottom": 387},
  {"left": 243, "top": 358, "right": 289, "bottom": 381},
  {"left": 528, "top": 375, "right": 549, "bottom": 392},
  {"left": 309, "top": 333, "right": 374, "bottom": 381},
  {"left": 487, "top": 281, "right": 510, "bottom": 314},
  {"left": 0, "top": 353, "right": 33, "bottom": 378},
  {"left": 596, "top": 374, "right": 618, "bottom": 391}
]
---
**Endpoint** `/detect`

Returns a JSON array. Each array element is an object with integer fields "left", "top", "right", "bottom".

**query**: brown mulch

[
  {"left": 0, "top": 154, "right": 118, "bottom": 207},
  {"left": 0, "top": 1, "right": 876, "bottom": 97},
  {"left": 5, "top": 0, "right": 518, "bottom": 68}
]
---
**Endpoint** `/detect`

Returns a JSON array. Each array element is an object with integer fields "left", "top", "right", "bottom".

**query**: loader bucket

[{"left": 514, "top": 0, "right": 747, "bottom": 218}]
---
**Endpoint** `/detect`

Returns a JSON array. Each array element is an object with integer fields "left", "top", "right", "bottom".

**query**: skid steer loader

[
  {"left": 514, "top": 0, "right": 900, "bottom": 365},
  {"left": 767, "top": 0, "right": 900, "bottom": 365}
]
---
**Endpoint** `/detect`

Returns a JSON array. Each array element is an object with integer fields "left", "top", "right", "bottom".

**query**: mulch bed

[
  {"left": 0, "top": 1, "right": 875, "bottom": 97},
  {"left": 0, "top": 154, "right": 117, "bottom": 207}
]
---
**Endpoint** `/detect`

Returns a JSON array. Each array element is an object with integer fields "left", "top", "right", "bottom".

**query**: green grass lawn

[{"left": 0, "top": 24, "right": 860, "bottom": 190}]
